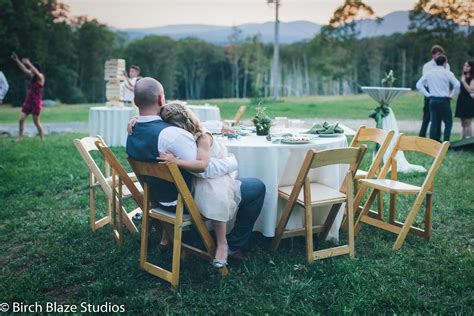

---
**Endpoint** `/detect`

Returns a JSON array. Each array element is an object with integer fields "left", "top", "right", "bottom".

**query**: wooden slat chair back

[
  {"left": 354, "top": 134, "right": 450, "bottom": 250},
  {"left": 271, "top": 146, "right": 367, "bottom": 263},
  {"left": 95, "top": 139, "right": 143, "bottom": 246},
  {"left": 127, "top": 158, "right": 228, "bottom": 288},
  {"left": 346, "top": 126, "right": 395, "bottom": 222},
  {"left": 74, "top": 136, "right": 113, "bottom": 231}
]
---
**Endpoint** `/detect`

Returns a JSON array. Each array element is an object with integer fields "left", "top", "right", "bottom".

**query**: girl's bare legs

[
  {"left": 461, "top": 119, "right": 467, "bottom": 139},
  {"left": 18, "top": 112, "right": 27, "bottom": 140},
  {"left": 33, "top": 114, "right": 44, "bottom": 140},
  {"left": 463, "top": 118, "right": 472, "bottom": 138},
  {"left": 212, "top": 221, "right": 228, "bottom": 261},
  {"left": 160, "top": 229, "right": 169, "bottom": 247},
  {"left": 461, "top": 118, "right": 472, "bottom": 139}
]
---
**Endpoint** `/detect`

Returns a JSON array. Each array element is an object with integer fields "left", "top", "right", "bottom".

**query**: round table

[
  {"left": 187, "top": 105, "right": 221, "bottom": 121},
  {"left": 220, "top": 133, "right": 348, "bottom": 241},
  {"left": 89, "top": 106, "right": 134, "bottom": 147}
]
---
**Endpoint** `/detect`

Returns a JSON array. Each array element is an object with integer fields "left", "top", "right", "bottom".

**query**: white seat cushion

[
  {"left": 355, "top": 169, "right": 368, "bottom": 179},
  {"left": 150, "top": 207, "right": 192, "bottom": 223},
  {"left": 359, "top": 179, "right": 421, "bottom": 194},
  {"left": 279, "top": 182, "right": 346, "bottom": 206}
]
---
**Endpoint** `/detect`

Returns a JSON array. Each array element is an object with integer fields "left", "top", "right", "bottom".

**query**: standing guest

[
  {"left": 122, "top": 65, "right": 140, "bottom": 105},
  {"left": 12, "top": 53, "right": 45, "bottom": 140},
  {"left": 0, "top": 71, "right": 9, "bottom": 105},
  {"left": 419, "top": 45, "right": 451, "bottom": 137},
  {"left": 416, "top": 55, "right": 460, "bottom": 142},
  {"left": 455, "top": 61, "right": 474, "bottom": 139}
]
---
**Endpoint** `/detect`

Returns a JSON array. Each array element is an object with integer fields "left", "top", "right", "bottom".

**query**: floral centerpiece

[
  {"left": 252, "top": 107, "right": 272, "bottom": 136},
  {"left": 381, "top": 70, "right": 396, "bottom": 87},
  {"left": 368, "top": 70, "right": 397, "bottom": 129}
]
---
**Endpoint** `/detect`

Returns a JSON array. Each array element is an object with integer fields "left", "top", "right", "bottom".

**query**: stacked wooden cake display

[{"left": 104, "top": 59, "right": 126, "bottom": 107}]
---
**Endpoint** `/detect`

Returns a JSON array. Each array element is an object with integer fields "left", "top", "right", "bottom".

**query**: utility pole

[{"left": 269, "top": 0, "right": 280, "bottom": 101}]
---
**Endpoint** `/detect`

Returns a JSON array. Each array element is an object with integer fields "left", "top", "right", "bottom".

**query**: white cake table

[{"left": 89, "top": 106, "right": 133, "bottom": 147}]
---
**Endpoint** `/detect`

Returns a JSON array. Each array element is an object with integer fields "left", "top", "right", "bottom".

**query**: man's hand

[
  {"left": 127, "top": 116, "right": 138, "bottom": 135},
  {"left": 22, "top": 58, "right": 30, "bottom": 65},
  {"left": 221, "top": 125, "right": 236, "bottom": 134},
  {"left": 157, "top": 151, "right": 178, "bottom": 164}
]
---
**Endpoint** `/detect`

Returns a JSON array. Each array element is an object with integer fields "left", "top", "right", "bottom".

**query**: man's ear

[{"left": 158, "top": 94, "right": 164, "bottom": 106}]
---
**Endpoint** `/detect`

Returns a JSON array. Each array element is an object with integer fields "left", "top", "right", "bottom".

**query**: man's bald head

[{"left": 134, "top": 77, "right": 164, "bottom": 109}]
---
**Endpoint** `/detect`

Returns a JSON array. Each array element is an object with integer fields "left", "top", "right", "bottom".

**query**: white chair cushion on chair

[
  {"left": 279, "top": 182, "right": 347, "bottom": 206},
  {"left": 355, "top": 169, "right": 368, "bottom": 179},
  {"left": 150, "top": 207, "right": 192, "bottom": 223},
  {"left": 359, "top": 179, "right": 421, "bottom": 194}
]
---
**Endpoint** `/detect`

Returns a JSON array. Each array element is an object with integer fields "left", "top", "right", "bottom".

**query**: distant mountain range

[{"left": 119, "top": 11, "right": 466, "bottom": 44}]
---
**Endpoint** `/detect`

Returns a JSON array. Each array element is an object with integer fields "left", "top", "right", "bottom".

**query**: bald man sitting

[{"left": 126, "top": 77, "right": 265, "bottom": 261}]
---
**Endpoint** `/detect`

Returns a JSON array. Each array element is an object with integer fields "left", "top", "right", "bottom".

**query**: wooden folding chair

[
  {"left": 73, "top": 136, "right": 141, "bottom": 234},
  {"left": 224, "top": 105, "right": 247, "bottom": 126},
  {"left": 95, "top": 139, "right": 143, "bottom": 246},
  {"left": 343, "top": 126, "right": 394, "bottom": 223},
  {"left": 127, "top": 158, "right": 228, "bottom": 288},
  {"left": 354, "top": 135, "right": 449, "bottom": 250},
  {"left": 270, "top": 146, "right": 366, "bottom": 263}
]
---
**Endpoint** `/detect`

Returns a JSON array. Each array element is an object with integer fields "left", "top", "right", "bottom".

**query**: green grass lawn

[
  {"left": 0, "top": 133, "right": 472, "bottom": 314},
  {"left": 0, "top": 92, "right": 456, "bottom": 123}
]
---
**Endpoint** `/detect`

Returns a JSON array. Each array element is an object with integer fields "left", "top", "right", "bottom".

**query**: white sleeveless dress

[{"left": 193, "top": 139, "right": 241, "bottom": 222}]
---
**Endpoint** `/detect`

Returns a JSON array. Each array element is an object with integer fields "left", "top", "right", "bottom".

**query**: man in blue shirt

[
  {"left": 416, "top": 55, "right": 460, "bottom": 142},
  {"left": 127, "top": 77, "right": 265, "bottom": 261}
]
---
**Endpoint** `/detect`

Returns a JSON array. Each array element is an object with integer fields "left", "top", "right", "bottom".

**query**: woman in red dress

[{"left": 12, "top": 54, "right": 45, "bottom": 140}]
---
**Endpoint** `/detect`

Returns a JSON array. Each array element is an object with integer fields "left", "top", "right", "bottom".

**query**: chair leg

[
  {"left": 347, "top": 183, "right": 369, "bottom": 230},
  {"left": 301, "top": 178, "right": 315, "bottom": 264},
  {"left": 319, "top": 203, "right": 342, "bottom": 241},
  {"left": 121, "top": 206, "right": 139, "bottom": 235},
  {"left": 271, "top": 194, "right": 299, "bottom": 251},
  {"left": 377, "top": 191, "right": 384, "bottom": 220},
  {"left": 355, "top": 189, "right": 378, "bottom": 235},
  {"left": 170, "top": 220, "right": 183, "bottom": 289},
  {"left": 90, "top": 185, "right": 96, "bottom": 231},
  {"left": 347, "top": 180, "right": 355, "bottom": 258},
  {"left": 117, "top": 184, "right": 124, "bottom": 246},
  {"left": 305, "top": 203, "right": 314, "bottom": 264},
  {"left": 424, "top": 194, "right": 433, "bottom": 240},
  {"left": 393, "top": 195, "right": 425, "bottom": 250},
  {"left": 140, "top": 202, "right": 150, "bottom": 270},
  {"left": 389, "top": 193, "right": 396, "bottom": 224}
]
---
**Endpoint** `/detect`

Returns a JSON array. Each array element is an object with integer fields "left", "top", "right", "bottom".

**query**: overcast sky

[{"left": 62, "top": 0, "right": 416, "bottom": 29}]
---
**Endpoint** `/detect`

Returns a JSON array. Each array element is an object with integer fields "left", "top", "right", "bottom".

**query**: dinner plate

[
  {"left": 318, "top": 133, "right": 343, "bottom": 137},
  {"left": 238, "top": 130, "right": 253, "bottom": 136},
  {"left": 281, "top": 139, "right": 311, "bottom": 144}
]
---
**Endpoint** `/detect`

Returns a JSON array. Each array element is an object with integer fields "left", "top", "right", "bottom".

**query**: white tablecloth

[
  {"left": 187, "top": 105, "right": 221, "bottom": 121},
  {"left": 89, "top": 106, "right": 133, "bottom": 147},
  {"left": 382, "top": 108, "right": 426, "bottom": 173},
  {"left": 221, "top": 133, "right": 348, "bottom": 240}
]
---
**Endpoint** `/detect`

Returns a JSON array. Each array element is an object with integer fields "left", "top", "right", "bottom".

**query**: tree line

[{"left": 0, "top": 0, "right": 472, "bottom": 106}]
